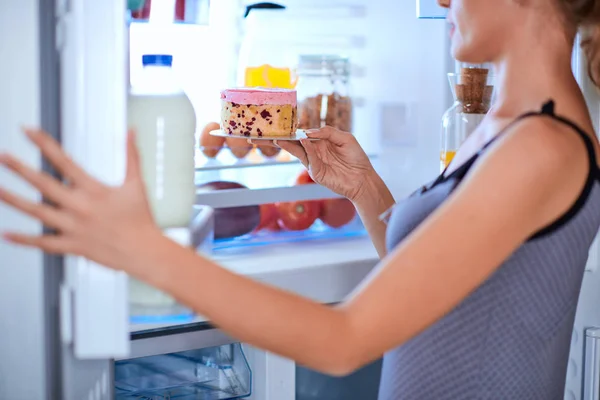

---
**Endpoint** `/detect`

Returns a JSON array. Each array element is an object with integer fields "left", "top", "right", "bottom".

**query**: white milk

[
  {"left": 127, "top": 54, "right": 196, "bottom": 310},
  {"left": 128, "top": 54, "right": 196, "bottom": 229}
]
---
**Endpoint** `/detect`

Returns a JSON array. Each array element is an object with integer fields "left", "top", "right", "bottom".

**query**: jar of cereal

[{"left": 296, "top": 55, "right": 353, "bottom": 133}]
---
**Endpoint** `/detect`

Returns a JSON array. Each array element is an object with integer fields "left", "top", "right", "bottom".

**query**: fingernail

[
  {"left": 273, "top": 140, "right": 280, "bottom": 147},
  {"left": 246, "top": 139, "right": 252, "bottom": 145}
]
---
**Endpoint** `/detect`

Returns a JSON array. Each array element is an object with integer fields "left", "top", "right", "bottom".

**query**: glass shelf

[
  {"left": 213, "top": 215, "right": 367, "bottom": 254},
  {"left": 195, "top": 148, "right": 379, "bottom": 196}
]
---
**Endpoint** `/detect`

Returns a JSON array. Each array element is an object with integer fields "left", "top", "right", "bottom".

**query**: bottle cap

[{"left": 142, "top": 54, "right": 173, "bottom": 67}]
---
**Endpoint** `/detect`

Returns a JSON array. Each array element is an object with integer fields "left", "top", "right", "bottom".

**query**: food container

[
  {"left": 237, "top": 2, "right": 297, "bottom": 89},
  {"left": 440, "top": 65, "right": 495, "bottom": 171},
  {"left": 130, "top": 0, "right": 210, "bottom": 24},
  {"left": 296, "top": 55, "right": 353, "bottom": 132}
]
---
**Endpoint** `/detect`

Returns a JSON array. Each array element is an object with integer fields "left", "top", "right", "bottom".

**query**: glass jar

[
  {"left": 440, "top": 67, "right": 495, "bottom": 171},
  {"left": 296, "top": 55, "right": 353, "bottom": 132}
]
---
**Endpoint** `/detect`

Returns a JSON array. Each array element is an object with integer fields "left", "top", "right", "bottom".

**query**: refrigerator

[{"left": 0, "top": 0, "right": 598, "bottom": 399}]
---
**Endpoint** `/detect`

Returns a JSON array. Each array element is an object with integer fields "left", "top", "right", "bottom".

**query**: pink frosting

[{"left": 220, "top": 87, "right": 297, "bottom": 106}]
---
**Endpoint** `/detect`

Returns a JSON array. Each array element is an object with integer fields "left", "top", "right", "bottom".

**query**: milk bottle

[
  {"left": 128, "top": 54, "right": 196, "bottom": 229},
  {"left": 128, "top": 54, "right": 196, "bottom": 312}
]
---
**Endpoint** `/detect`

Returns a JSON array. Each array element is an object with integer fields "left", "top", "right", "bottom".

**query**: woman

[{"left": 2, "top": 0, "right": 600, "bottom": 398}]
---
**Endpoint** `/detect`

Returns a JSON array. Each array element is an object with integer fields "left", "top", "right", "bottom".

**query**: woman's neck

[{"left": 489, "top": 36, "right": 581, "bottom": 119}]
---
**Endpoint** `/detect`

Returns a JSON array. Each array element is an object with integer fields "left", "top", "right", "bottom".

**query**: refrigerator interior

[
  {"left": 125, "top": 0, "right": 450, "bottom": 329},
  {"left": 123, "top": 0, "right": 447, "bottom": 399}
]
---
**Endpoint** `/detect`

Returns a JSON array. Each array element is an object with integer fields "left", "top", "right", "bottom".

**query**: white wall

[{"left": 0, "top": 1, "right": 48, "bottom": 399}]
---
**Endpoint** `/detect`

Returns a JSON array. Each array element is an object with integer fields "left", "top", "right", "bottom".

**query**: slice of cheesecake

[{"left": 220, "top": 88, "right": 298, "bottom": 137}]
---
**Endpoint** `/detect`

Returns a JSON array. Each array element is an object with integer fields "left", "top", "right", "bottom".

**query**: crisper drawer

[{"left": 115, "top": 343, "right": 252, "bottom": 399}]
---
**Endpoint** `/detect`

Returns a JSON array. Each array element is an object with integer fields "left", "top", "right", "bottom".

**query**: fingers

[
  {"left": 305, "top": 126, "right": 351, "bottom": 146},
  {"left": 0, "top": 187, "right": 72, "bottom": 231},
  {"left": 3, "top": 232, "right": 73, "bottom": 254},
  {"left": 277, "top": 140, "right": 309, "bottom": 167},
  {"left": 125, "top": 129, "right": 142, "bottom": 182},
  {"left": 300, "top": 139, "right": 319, "bottom": 167},
  {"left": 0, "top": 153, "right": 76, "bottom": 208},
  {"left": 23, "top": 128, "right": 97, "bottom": 188}
]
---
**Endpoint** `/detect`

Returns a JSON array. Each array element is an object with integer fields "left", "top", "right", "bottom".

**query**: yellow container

[{"left": 244, "top": 64, "right": 297, "bottom": 89}]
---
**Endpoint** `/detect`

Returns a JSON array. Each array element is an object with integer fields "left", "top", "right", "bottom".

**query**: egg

[
  {"left": 199, "top": 122, "right": 225, "bottom": 158},
  {"left": 258, "top": 144, "right": 281, "bottom": 158},
  {"left": 225, "top": 137, "right": 252, "bottom": 159}
]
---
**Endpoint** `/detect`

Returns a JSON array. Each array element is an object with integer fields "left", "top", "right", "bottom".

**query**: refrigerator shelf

[
  {"left": 194, "top": 154, "right": 381, "bottom": 209},
  {"left": 195, "top": 147, "right": 378, "bottom": 172},
  {"left": 212, "top": 216, "right": 367, "bottom": 253},
  {"left": 129, "top": 218, "right": 367, "bottom": 325}
]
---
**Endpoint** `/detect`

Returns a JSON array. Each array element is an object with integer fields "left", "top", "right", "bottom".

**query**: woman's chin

[{"left": 451, "top": 44, "right": 489, "bottom": 65}]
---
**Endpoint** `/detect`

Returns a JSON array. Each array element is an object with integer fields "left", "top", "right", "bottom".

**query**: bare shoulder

[
  {"left": 460, "top": 115, "right": 593, "bottom": 233},
  {"left": 476, "top": 115, "right": 592, "bottom": 186},
  {"left": 503, "top": 116, "right": 590, "bottom": 172}
]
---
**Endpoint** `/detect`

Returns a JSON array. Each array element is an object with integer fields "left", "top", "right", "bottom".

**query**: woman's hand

[
  {"left": 0, "top": 128, "right": 160, "bottom": 274},
  {"left": 255, "top": 126, "right": 376, "bottom": 201}
]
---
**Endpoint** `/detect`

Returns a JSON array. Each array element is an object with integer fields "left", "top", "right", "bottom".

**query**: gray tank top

[{"left": 379, "top": 101, "right": 600, "bottom": 400}]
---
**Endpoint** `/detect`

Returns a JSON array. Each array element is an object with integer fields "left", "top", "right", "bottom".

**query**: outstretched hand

[{"left": 0, "top": 128, "right": 159, "bottom": 273}]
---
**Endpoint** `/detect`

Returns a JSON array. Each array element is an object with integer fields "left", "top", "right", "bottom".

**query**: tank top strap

[
  {"left": 537, "top": 100, "right": 600, "bottom": 181},
  {"left": 475, "top": 100, "right": 598, "bottom": 178}
]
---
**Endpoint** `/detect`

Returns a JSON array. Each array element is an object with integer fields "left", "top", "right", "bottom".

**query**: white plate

[{"left": 209, "top": 129, "right": 315, "bottom": 141}]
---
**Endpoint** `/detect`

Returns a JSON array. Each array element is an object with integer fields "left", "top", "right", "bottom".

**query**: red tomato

[
  {"left": 320, "top": 198, "right": 356, "bottom": 228},
  {"left": 295, "top": 169, "right": 315, "bottom": 185},
  {"left": 256, "top": 203, "right": 279, "bottom": 231},
  {"left": 276, "top": 200, "right": 321, "bottom": 231}
]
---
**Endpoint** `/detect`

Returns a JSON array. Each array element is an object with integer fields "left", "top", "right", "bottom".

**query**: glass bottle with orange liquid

[{"left": 440, "top": 65, "right": 495, "bottom": 171}]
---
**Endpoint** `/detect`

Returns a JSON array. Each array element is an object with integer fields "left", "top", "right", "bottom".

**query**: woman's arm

[
  {"left": 120, "top": 118, "right": 589, "bottom": 375},
  {"left": 352, "top": 171, "right": 395, "bottom": 258},
  {"left": 0, "top": 118, "right": 589, "bottom": 375}
]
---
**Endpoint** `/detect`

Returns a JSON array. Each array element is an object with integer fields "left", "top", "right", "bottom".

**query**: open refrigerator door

[
  {"left": 55, "top": 1, "right": 130, "bottom": 398},
  {"left": 57, "top": 0, "right": 130, "bottom": 360}
]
